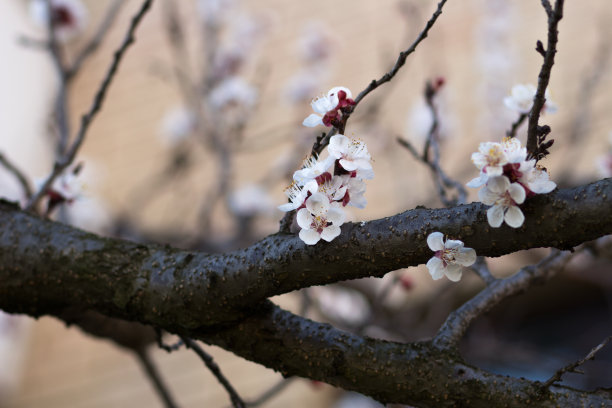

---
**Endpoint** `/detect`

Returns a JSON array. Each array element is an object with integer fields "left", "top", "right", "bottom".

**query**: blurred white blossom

[{"left": 29, "top": 0, "right": 88, "bottom": 43}]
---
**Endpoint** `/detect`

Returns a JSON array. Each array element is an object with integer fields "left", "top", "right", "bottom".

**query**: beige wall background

[{"left": 2, "top": 0, "right": 612, "bottom": 407}]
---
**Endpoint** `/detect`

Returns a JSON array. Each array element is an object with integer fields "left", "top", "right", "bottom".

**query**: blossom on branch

[
  {"left": 426, "top": 232, "right": 476, "bottom": 282},
  {"left": 503, "top": 83, "right": 557, "bottom": 115},
  {"left": 296, "top": 193, "right": 345, "bottom": 245},
  {"left": 29, "top": 0, "right": 88, "bottom": 43},
  {"left": 478, "top": 176, "right": 526, "bottom": 228},
  {"left": 302, "top": 87, "right": 355, "bottom": 128},
  {"left": 327, "top": 135, "right": 373, "bottom": 175},
  {"left": 279, "top": 135, "right": 374, "bottom": 244}
]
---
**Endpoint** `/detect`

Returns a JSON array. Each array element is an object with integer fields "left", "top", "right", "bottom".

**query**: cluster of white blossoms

[
  {"left": 279, "top": 134, "right": 373, "bottom": 245},
  {"left": 467, "top": 137, "right": 556, "bottom": 228},
  {"left": 503, "top": 84, "right": 557, "bottom": 115},
  {"left": 426, "top": 232, "right": 476, "bottom": 282}
]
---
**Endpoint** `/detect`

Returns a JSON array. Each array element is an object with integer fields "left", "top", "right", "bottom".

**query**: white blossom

[
  {"left": 426, "top": 232, "right": 476, "bottom": 282},
  {"left": 29, "top": 0, "right": 88, "bottom": 43},
  {"left": 292, "top": 155, "right": 334, "bottom": 186},
  {"left": 503, "top": 84, "right": 557, "bottom": 115},
  {"left": 277, "top": 180, "right": 317, "bottom": 212},
  {"left": 208, "top": 77, "right": 257, "bottom": 110},
  {"left": 302, "top": 86, "right": 353, "bottom": 127},
  {"left": 229, "top": 184, "right": 274, "bottom": 217},
  {"left": 478, "top": 176, "right": 526, "bottom": 228},
  {"left": 158, "top": 106, "right": 196, "bottom": 146},
  {"left": 296, "top": 193, "right": 345, "bottom": 245},
  {"left": 521, "top": 165, "right": 556, "bottom": 194},
  {"left": 327, "top": 134, "right": 373, "bottom": 174}
]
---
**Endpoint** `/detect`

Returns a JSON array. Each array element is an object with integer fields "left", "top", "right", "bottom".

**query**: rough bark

[
  {"left": 0, "top": 179, "right": 611, "bottom": 406},
  {"left": 1, "top": 179, "right": 610, "bottom": 328}
]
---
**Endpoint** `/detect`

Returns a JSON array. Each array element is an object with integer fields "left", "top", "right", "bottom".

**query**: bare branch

[
  {"left": 181, "top": 337, "right": 245, "bottom": 408},
  {"left": 526, "top": 0, "right": 564, "bottom": 157},
  {"left": 506, "top": 112, "right": 528, "bottom": 138},
  {"left": 0, "top": 152, "right": 33, "bottom": 199},
  {"left": 136, "top": 349, "right": 180, "bottom": 408},
  {"left": 352, "top": 0, "right": 448, "bottom": 107},
  {"left": 26, "top": 0, "right": 155, "bottom": 212},
  {"left": 434, "top": 249, "right": 573, "bottom": 349},
  {"left": 542, "top": 335, "right": 612, "bottom": 388},
  {"left": 398, "top": 79, "right": 467, "bottom": 207},
  {"left": 67, "top": 0, "right": 126, "bottom": 78}
]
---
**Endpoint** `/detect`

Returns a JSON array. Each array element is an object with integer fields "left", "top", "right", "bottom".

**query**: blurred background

[{"left": 1, "top": 0, "right": 612, "bottom": 407}]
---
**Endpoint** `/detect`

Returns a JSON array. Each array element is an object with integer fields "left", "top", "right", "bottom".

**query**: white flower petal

[
  {"left": 445, "top": 264, "right": 463, "bottom": 282},
  {"left": 302, "top": 113, "right": 323, "bottom": 127},
  {"left": 467, "top": 174, "right": 487, "bottom": 188},
  {"left": 305, "top": 193, "right": 330, "bottom": 216},
  {"left": 487, "top": 205, "right": 504, "bottom": 228},
  {"left": 320, "top": 224, "right": 341, "bottom": 242},
  {"left": 328, "top": 134, "right": 349, "bottom": 159},
  {"left": 508, "top": 182, "right": 526, "bottom": 204},
  {"left": 326, "top": 207, "right": 345, "bottom": 225},
  {"left": 299, "top": 228, "right": 321, "bottom": 245},
  {"left": 456, "top": 248, "right": 477, "bottom": 267},
  {"left": 504, "top": 205, "right": 525, "bottom": 228},
  {"left": 296, "top": 208, "right": 313, "bottom": 229},
  {"left": 427, "top": 232, "right": 445, "bottom": 251},
  {"left": 426, "top": 257, "right": 445, "bottom": 280}
]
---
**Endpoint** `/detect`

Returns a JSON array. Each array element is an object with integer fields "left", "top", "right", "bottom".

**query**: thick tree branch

[
  {"left": 0, "top": 179, "right": 610, "bottom": 330},
  {"left": 196, "top": 302, "right": 612, "bottom": 407}
]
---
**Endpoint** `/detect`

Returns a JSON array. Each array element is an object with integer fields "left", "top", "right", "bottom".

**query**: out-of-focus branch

[
  {"left": 398, "top": 79, "right": 467, "bottom": 207},
  {"left": 26, "top": 0, "right": 155, "bottom": 212},
  {"left": 542, "top": 335, "right": 612, "bottom": 388},
  {"left": 181, "top": 337, "right": 245, "bottom": 408},
  {"left": 506, "top": 112, "right": 528, "bottom": 138},
  {"left": 352, "top": 0, "right": 448, "bottom": 108},
  {"left": 66, "top": 0, "right": 126, "bottom": 78},
  {"left": 136, "top": 349, "right": 180, "bottom": 408},
  {"left": 0, "top": 152, "right": 33, "bottom": 199},
  {"left": 433, "top": 249, "right": 573, "bottom": 349},
  {"left": 526, "top": 0, "right": 564, "bottom": 157}
]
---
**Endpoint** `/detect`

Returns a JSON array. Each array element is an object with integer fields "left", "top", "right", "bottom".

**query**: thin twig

[
  {"left": 542, "top": 335, "right": 612, "bottom": 387},
  {"left": 136, "top": 349, "right": 179, "bottom": 408},
  {"left": 397, "top": 80, "right": 466, "bottom": 207},
  {"left": 434, "top": 249, "right": 574, "bottom": 349},
  {"left": 26, "top": 0, "right": 154, "bottom": 212},
  {"left": 506, "top": 112, "right": 528, "bottom": 138},
  {"left": 181, "top": 337, "right": 245, "bottom": 408},
  {"left": 309, "top": 0, "right": 449, "bottom": 156},
  {"left": 469, "top": 256, "right": 495, "bottom": 285},
  {"left": 67, "top": 0, "right": 126, "bottom": 78},
  {"left": 526, "top": 0, "right": 564, "bottom": 157},
  {"left": 352, "top": 0, "right": 448, "bottom": 107},
  {"left": 44, "top": 0, "right": 71, "bottom": 155},
  {"left": 0, "top": 152, "right": 33, "bottom": 199}
]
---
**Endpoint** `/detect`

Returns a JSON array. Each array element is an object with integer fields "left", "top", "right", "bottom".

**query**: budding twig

[
  {"left": 26, "top": 0, "right": 155, "bottom": 212},
  {"left": 181, "top": 337, "right": 246, "bottom": 408},
  {"left": 526, "top": 0, "right": 564, "bottom": 157},
  {"left": 0, "top": 152, "right": 33, "bottom": 199},
  {"left": 542, "top": 335, "right": 612, "bottom": 388}
]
